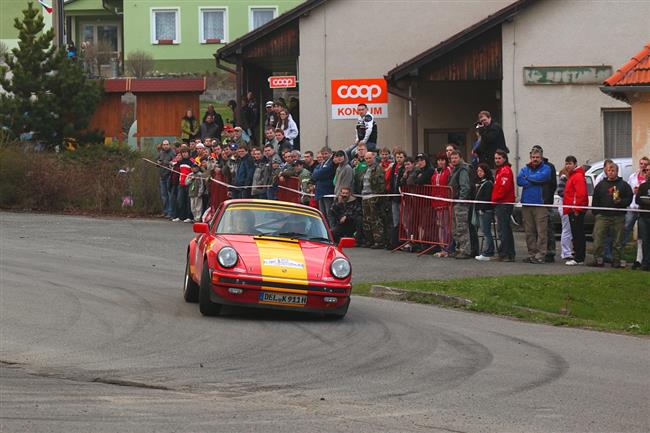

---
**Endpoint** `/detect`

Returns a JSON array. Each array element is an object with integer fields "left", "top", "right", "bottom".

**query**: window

[
  {"left": 200, "top": 7, "right": 227, "bottom": 43},
  {"left": 151, "top": 8, "right": 180, "bottom": 44},
  {"left": 603, "top": 109, "right": 631, "bottom": 158},
  {"left": 80, "top": 22, "right": 121, "bottom": 64},
  {"left": 249, "top": 7, "right": 277, "bottom": 31}
]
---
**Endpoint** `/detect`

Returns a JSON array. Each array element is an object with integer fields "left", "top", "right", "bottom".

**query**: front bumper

[{"left": 209, "top": 270, "right": 351, "bottom": 314}]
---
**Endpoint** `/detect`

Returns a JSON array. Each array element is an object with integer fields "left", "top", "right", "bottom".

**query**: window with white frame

[
  {"left": 249, "top": 7, "right": 277, "bottom": 31},
  {"left": 151, "top": 8, "right": 180, "bottom": 44},
  {"left": 603, "top": 109, "right": 632, "bottom": 158},
  {"left": 200, "top": 7, "right": 227, "bottom": 43}
]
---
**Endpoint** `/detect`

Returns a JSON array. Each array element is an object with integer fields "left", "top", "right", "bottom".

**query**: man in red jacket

[
  {"left": 562, "top": 156, "right": 589, "bottom": 265},
  {"left": 491, "top": 149, "right": 516, "bottom": 261}
]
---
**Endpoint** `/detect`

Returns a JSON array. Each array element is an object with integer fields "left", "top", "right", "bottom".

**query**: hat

[
  {"left": 265, "top": 101, "right": 273, "bottom": 107},
  {"left": 179, "top": 144, "right": 189, "bottom": 152},
  {"left": 294, "top": 159, "right": 305, "bottom": 166},
  {"left": 229, "top": 143, "right": 238, "bottom": 150},
  {"left": 334, "top": 150, "right": 346, "bottom": 157},
  {"left": 233, "top": 126, "right": 243, "bottom": 131},
  {"left": 195, "top": 143, "right": 205, "bottom": 149},
  {"left": 531, "top": 145, "right": 544, "bottom": 154},
  {"left": 415, "top": 153, "right": 427, "bottom": 161}
]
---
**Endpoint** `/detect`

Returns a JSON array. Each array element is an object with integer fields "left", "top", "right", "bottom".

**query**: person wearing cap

[
  {"left": 412, "top": 153, "right": 434, "bottom": 185},
  {"left": 517, "top": 147, "right": 553, "bottom": 264},
  {"left": 264, "top": 101, "right": 276, "bottom": 128},
  {"left": 232, "top": 126, "right": 250, "bottom": 148}
]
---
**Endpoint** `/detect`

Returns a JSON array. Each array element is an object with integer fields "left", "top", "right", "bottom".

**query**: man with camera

[{"left": 475, "top": 110, "right": 508, "bottom": 169}]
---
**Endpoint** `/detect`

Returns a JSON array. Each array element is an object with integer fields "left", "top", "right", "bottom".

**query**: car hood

[{"left": 216, "top": 235, "right": 340, "bottom": 282}]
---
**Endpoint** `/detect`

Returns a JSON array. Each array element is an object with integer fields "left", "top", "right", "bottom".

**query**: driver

[
  {"left": 232, "top": 210, "right": 256, "bottom": 234},
  {"left": 281, "top": 216, "right": 309, "bottom": 234}
]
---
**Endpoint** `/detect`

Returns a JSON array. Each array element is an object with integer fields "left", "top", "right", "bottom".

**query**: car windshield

[{"left": 216, "top": 202, "right": 331, "bottom": 242}]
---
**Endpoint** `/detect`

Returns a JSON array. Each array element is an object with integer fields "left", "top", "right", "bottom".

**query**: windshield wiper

[
  {"left": 305, "top": 236, "right": 332, "bottom": 244},
  {"left": 276, "top": 232, "right": 305, "bottom": 239}
]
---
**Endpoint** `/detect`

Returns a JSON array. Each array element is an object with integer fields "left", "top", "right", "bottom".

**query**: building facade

[
  {"left": 61, "top": 0, "right": 303, "bottom": 75},
  {"left": 218, "top": 0, "right": 650, "bottom": 174}
]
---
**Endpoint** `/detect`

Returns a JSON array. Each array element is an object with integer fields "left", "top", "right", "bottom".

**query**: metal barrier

[
  {"left": 276, "top": 176, "right": 303, "bottom": 205},
  {"left": 397, "top": 185, "right": 453, "bottom": 255}
]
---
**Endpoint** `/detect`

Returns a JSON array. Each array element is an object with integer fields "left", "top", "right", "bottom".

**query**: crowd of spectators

[{"left": 156, "top": 103, "right": 650, "bottom": 272}]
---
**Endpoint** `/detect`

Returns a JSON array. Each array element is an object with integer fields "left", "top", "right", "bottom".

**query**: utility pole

[{"left": 52, "top": 0, "right": 65, "bottom": 47}]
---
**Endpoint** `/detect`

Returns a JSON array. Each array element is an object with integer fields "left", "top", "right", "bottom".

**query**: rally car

[{"left": 183, "top": 199, "right": 355, "bottom": 319}]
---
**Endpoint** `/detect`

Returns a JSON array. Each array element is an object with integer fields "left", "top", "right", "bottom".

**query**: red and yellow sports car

[{"left": 183, "top": 199, "right": 356, "bottom": 319}]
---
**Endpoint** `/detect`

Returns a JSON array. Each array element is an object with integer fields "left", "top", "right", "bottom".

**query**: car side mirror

[
  {"left": 193, "top": 223, "right": 209, "bottom": 234},
  {"left": 337, "top": 237, "right": 356, "bottom": 251}
]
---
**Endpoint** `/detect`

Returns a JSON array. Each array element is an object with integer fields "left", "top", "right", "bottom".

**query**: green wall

[
  {"left": 123, "top": 0, "right": 303, "bottom": 66},
  {"left": 1, "top": 0, "right": 53, "bottom": 49}
]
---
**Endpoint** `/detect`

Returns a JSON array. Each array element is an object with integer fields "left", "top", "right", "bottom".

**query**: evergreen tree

[{"left": 0, "top": 2, "right": 102, "bottom": 148}]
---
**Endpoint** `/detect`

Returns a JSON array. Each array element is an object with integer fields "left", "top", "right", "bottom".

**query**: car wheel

[
  {"left": 183, "top": 255, "right": 199, "bottom": 303},
  {"left": 199, "top": 259, "right": 222, "bottom": 316}
]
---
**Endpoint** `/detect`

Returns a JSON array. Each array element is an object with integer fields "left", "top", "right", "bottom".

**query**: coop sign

[
  {"left": 523, "top": 66, "right": 613, "bottom": 85},
  {"left": 331, "top": 78, "right": 388, "bottom": 119},
  {"left": 268, "top": 75, "right": 297, "bottom": 88}
]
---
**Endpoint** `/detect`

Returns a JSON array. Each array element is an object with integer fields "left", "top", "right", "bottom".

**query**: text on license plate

[{"left": 259, "top": 292, "right": 307, "bottom": 306}]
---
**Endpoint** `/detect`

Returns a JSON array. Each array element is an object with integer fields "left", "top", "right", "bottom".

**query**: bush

[
  {"left": 125, "top": 50, "right": 154, "bottom": 78},
  {"left": 0, "top": 143, "right": 162, "bottom": 214}
]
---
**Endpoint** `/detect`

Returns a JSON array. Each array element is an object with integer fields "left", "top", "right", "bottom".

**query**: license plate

[{"left": 259, "top": 292, "right": 307, "bottom": 306}]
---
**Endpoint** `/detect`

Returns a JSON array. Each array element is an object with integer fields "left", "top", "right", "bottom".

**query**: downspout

[
  {"left": 214, "top": 55, "right": 237, "bottom": 75},
  {"left": 387, "top": 79, "right": 418, "bottom": 157}
]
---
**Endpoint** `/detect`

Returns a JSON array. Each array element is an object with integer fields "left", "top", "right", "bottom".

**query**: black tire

[
  {"left": 199, "top": 259, "right": 222, "bottom": 316},
  {"left": 183, "top": 255, "right": 199, "bottom": 303}
]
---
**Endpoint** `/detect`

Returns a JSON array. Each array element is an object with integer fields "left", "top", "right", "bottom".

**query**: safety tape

[{"left": 143, "top": 158, "right": 650, "bottom": 214}]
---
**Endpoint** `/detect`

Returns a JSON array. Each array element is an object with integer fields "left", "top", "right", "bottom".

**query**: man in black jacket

[
  {"left": 591, "top": 161, "right": 633, "bottom": 268},
  {"left": 635, "top": 170, "right": 650, "bottom": 271},
  {"left": 476, "top": 110, "right": 508, "bottom": 169},
  {"left": 331, "top": 187, "right": 362, "bottom": 242},
  {"left": 200, "top": 114, "right": 222, "bottom": 141}
]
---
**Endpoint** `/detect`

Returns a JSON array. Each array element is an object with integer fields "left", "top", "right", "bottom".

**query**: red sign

[
  {"left": 331, "top": 78, "right": 388, "bottom": 119},
  {"left": 268, "top": 75, "right": 297, "bottom": 88},
  {"left": 331, "top": 78, "right": 388, "bottom": 105}
]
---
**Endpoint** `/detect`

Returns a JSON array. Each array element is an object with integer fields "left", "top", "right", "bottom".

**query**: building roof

[
  {"left": 385, "top": 0, "right": 536, "bottom": 83},
  {"left": 603, "top": 43, "right": 650, "bottom": 87},
  {"left": 101, "top": 78, "right": 207, "bottom": 93},
  {"left": 217, "top": 0, "right": 326, "bottom": 61}
]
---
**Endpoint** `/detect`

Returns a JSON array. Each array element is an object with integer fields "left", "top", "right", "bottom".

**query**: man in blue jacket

[
  {"left": 517, "top": 147, "right": 552, "bottom": 264},
  {"left": 312, "top": 147, "right": 336, "bottom": 226},
  {"left": 233, "top": 145, "right": 255, "bottom": 199}
]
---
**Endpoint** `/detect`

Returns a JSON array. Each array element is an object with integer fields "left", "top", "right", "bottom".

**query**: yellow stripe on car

[{"left": 255, "top": 239, "right": 308, "bottom": 285}]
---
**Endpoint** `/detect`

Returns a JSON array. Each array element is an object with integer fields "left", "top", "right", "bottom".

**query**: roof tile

[{"left": 604, "top": 43, "right": 650, "bottom": 86}]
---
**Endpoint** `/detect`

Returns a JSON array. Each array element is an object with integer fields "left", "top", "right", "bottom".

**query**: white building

[{"left": 217, "top": 0, "right": 650, "bottom": 172}]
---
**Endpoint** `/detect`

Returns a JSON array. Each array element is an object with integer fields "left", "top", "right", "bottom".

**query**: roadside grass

[{"left": 353, "top": 271, "right": 650, "bottom": 335}]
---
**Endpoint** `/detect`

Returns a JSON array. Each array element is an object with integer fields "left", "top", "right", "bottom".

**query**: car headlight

[
  {"left": 217, "top": 247, "right": 238, "bottom": 268},
  {"left": 330, "top": 258, "right": 351, "bottom": 279}
]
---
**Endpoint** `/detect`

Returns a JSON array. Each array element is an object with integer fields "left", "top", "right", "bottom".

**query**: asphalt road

[{"left": 1, "top": 212, "right": 648, "bottom": 433}]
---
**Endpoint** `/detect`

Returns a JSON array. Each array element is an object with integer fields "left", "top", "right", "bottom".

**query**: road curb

[{"left": 369, "top": 285, "right": 473, "bottom": 306}]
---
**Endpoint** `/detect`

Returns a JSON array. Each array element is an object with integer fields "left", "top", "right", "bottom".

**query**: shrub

[{"left": 125, "top": 50, "right": 154, "bottom": 78}]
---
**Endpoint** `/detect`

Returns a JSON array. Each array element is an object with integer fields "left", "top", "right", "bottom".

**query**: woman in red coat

[{"left": 562, "top": 155, "right": 589, "bottom": 265}]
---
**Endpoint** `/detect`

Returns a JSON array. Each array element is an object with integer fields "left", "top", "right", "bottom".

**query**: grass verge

[{"left": 354, "top": 271, "right": 649, "bottom": 335}]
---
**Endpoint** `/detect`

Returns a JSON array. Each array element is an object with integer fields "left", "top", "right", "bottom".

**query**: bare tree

[{"left": 125, "top": 50, "right": 154, "bottom": 78}]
